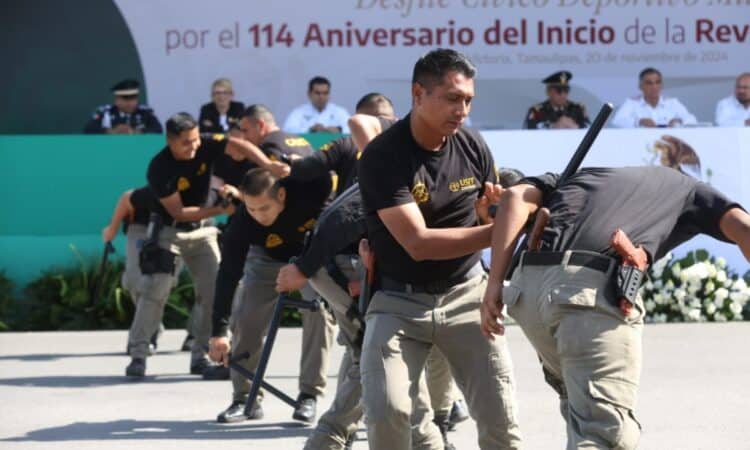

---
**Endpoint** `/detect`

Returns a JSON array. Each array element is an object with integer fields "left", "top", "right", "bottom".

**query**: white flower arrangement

[{"left": 639, "top": 250, "right": 750, "bottom": 323}]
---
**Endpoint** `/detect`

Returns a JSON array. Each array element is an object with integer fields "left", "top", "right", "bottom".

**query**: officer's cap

[
  {"left": 542, "top": 71, "right": 573, "bottom": 86},
  {"left": 111, "top": 79, "right": 140, "bottom": 97}
]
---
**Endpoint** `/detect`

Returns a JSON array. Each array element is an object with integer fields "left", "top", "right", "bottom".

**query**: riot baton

[
  {"left": 511, "top": 103, "right": 614, "bottom": 270},
  {"left": 227, "top": 352, "right": 299, "bottom": 408},
  {"left": 242, "top": 290, "right": 320, "bottom": 417},
  {"left": 90, "top": 241, "right": 115, "bottom": 305}
]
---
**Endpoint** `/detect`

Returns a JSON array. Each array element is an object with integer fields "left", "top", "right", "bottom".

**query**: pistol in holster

[
  {"left": 139, "top": 213, "right": 177, "bottom": 275},
  {"left": 609, "top": 228, "right": 649, "bottom": 310}
]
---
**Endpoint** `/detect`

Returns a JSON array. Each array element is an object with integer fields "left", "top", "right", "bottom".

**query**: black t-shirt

[
  {"left": 146, "top": 133, "right": 228, "bottom": 225},
  {"left": 290, "top": 117, "right": 396, "bottom": 197},
  {"left": 213, "top": 155, "right": 255, "bottom": 187},
  {"left": 260, "top": 130, "right": 314, "bottom": 161},
  {"left": 359, "top": 114, "right": 497, "bottom": 284},
  {"left": 211, "top": 176, "right": 332, "bottom": 336},
  {"left": 522, "top": 166, "right": 741, "bottom": 261},
  {"left": 128, "top": 186, "right": 156, "bottom": 226}
]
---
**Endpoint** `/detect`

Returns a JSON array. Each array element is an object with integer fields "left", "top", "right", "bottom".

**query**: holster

[
  {"left": 139, "top": 213, "right": 177, "bottom": 275},
  {"left": 610, "top": 228, "right": 649, "bottom": 307},
  {"left": 615, "top": 265, "right": 646, "bottom": 305}
]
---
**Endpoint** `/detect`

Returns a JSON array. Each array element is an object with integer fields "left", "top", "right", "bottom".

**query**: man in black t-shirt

[
  {"left": 128, "top": 112, "right": 293, "bottom": 378},
  {"left": 357, "top": 49, "right": 522, "bottom": 450},
  {"left": 208, "top": 168, "right": 335, "bottom": 423},
  {"left": 481, "top": 166, "right": 750, "bottom": 449}
]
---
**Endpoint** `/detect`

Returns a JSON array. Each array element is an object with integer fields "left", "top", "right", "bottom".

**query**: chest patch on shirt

[
  {"left": 177, "top": 177, "right": 190, "bottom": 192},
  {"left": 411, "top": 182, "right": 429, "bottom": 204},
  {"left": 449, "top": 176, "right": 476, "bottom": 192},
  {"left": 266, "top": 233, "right": 283, "bottom": 248},
  {"left": 197, "top": 163, "right": 207, "bottom": 176},
  {"left": 297, "top": 218, "right": 317, "bottom": 233},
  {"left": 285, "top": 137, "right": 309, "bottom": 147}
]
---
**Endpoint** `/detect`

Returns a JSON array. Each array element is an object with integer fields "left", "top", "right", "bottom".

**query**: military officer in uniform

[
  {"left": 84, "top": 79, "right": 163, "bottom": 134},
  {"left": 524, "top": 71, "right": 590, "bottom": 130}
]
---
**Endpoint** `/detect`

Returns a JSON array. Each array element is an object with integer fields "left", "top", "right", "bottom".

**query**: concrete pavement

[{"left": 0, "top": 323, "right": 748, "bottom": 449}]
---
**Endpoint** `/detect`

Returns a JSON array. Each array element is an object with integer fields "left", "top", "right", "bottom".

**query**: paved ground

[{"left": 0, "top": 323, "right": 748, "bottom": 449}]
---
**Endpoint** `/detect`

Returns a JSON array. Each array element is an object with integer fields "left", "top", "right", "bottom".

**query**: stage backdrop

[
  {"left": 1, "top": 0, "right": 748, "bottom": 133},
  {"left": 118, "top": 0, "right": 750, "bottom": 129}
]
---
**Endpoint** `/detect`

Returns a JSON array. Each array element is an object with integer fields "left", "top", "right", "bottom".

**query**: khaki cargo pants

[
  {"left": 230, "top": 246, "right": 336, "bottom": 402},
  {"left": 304, "top": 255, "right": 461, "bottom": 450},
  {"left": 361, "top": 272, "right": 522, "bottom": 450},
  {"left": 505, "top": 250, "right": 643, "bottom": 450},
  {"left": 129, "top": 225, "right": 220, "bottom": 363}
]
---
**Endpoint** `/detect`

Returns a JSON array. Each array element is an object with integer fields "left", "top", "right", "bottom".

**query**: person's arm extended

[
  {"left": 377, "top": 202, "right": 493, "bottom": 261},
  {"left": 225, "top": 136, "right": 291, "bottom": 177},
  {"left": 349, "top": 114, "right": 383, "bottom": 152},
  {"left": 159, "top": 192, "right": 226, "bottom": 223},
  {"left": 102, "top": 189, "right": 134, "bottom": 242},
  {"left": 719, "top": 207, "right": 750, "bottom": 262},
  {"left": 480, "top": 184, "right": 543, "bottom": 339}
]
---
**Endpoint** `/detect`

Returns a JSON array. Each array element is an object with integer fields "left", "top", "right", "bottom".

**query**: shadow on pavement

[
  {"left": 2, "top": 419, "right": 312, "bottom": 442},
  {"left": 0, "top": 373, "right": 201, "bottom": 388},
  {"left": 0, "top": 351, "right": 182, "bottom": 362}
]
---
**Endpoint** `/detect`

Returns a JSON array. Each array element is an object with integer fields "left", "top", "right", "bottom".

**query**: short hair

[
  {"left": 211, "top": 78, "right": 233, "bottom": 92},
  {"left": 239, "top": 168, "right": 282, "bottom": 197},
  {"left": 355, "top": 92, "right": 393, "bottom": 114},
  {"left": 496, "top": 168, "right": 525, "bottom": 188},
  {"left": 639, "top": 67, "right": 661, "bottom": 81},
  {"left": 241, "top": 104, "right": 276, "bottom": 125},
  {"left": 165, "top": 112, "right": 198, "bottom": 137},
  {"left": 412, "top": 48, "right": 476, "bottom": 89},
  {"left": 308, "top": 76, "right": 331, "bottom": 92}
]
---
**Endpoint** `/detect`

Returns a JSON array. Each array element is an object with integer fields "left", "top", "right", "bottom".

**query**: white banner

[
  {"left": 114, "top": 1, "right": 749, "bottom": 129},
  {"left": 483, "top": 126, "right": 750, "bottom": 273}
]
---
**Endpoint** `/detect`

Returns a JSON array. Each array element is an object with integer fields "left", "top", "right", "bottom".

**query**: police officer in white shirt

[
  {"left": 611, "top": 67, "right": 697, "bottom": 128},
  {"left": 715, "top": 73, "right": 750, "bottom": 127},
  {"left": 283, "top": 76, "right": 351, "bottom": 134}
]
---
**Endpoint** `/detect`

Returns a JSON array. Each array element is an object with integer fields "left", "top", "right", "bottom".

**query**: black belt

[
  {"left": 522, "top": 251, "right": 612, "bottom": 274},
  {"left": 380, "top": 263, "right": 485, "bottom": 295}
]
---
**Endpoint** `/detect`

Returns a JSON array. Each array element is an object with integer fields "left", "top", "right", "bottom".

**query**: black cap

[
  {"left": 111, "top": 79, "right": 140, "bottom": 96},
  {"left": 542, "top": 71, "right": 572, "bottom": 86}
]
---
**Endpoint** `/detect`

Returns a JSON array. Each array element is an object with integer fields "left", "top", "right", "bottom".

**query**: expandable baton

[
  {"left": 240, "top": 288, "right": 320, "bottom": 417},
  {"left": 524, "top": 103, "right": 614, "bottom": 252},
  {"left": 90, "top": 241, "right": 115, "bottom": 305}
]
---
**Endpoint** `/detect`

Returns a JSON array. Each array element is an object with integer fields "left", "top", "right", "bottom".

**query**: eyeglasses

[{"left": 213, "top": 90, "right": 232, "bottom": 96}]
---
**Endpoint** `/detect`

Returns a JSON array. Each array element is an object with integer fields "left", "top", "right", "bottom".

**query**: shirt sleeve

[
  {"left": 519, "top": 173, "right": 559, "bottom": 199},
  {"left": 358, "top": 143, "right": 413, "bottom": 211},
  {"left": 211, "top": 210, "right": 253, "bottom": 337},
  {"left": 335, "top": 106, "right": 351, "bottom": 134},
  {"left": 147, "top": 159, "right": 177, "bottom": 199},
  {"left": 143, "top": 110, "right": 163, "bottom": 134},
  {"left": 611, "top": 99, "right": 638, "bottom": 128},
  {"left": 283, "top": 107, "right": 306, "bottom": 134},
  {"left": 671, "top": 99, "right": 697, "bottom": 125}
]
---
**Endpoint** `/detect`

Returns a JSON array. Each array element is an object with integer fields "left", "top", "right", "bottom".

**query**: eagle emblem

[{"left": 411, "top": 182, "right": 429, "bottom": 204}]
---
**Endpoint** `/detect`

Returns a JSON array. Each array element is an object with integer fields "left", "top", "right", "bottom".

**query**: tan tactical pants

[
  {"left": 361, "top": 273, "right": 522, "bottom": 450},
  {"left": 505, "top": 250, "right": 643, "bottom": 450},
  {"left": 304, "top": 255, "right": 461, "bottom": 450},
  {"left": 129, "top": 225, "right": 220, "bottom": 362},
  {"left": 230, "top": 247, "right": 336, "bottom": 402}
]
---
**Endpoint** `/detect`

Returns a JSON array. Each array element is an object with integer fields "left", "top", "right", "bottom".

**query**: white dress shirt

[
  {"left": 715, "top": 96, "right": 750, "bottom": 127},
  {"left": 611, "top": 95, "right": 698, "bottom": 128},
  {"left": 282, "top": 102, "right": 351, "bottom": 134}
]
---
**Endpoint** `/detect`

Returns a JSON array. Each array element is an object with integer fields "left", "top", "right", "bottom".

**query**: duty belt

[
  {"left": 521, "top": 251, "right": 613, "bottom": 274},
  {"left": 380, "top": 263, "right": 485, "bottom": 295}
]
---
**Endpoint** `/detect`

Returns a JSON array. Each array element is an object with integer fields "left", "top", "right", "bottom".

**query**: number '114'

[{"left": 247, "top": 23, "right": 294, "bottom": 47}]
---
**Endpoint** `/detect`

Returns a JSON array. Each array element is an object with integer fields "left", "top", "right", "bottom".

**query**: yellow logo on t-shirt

[
  {"left": 266, "top": 233, "right": 283, "bottom": 248},
  {"left": 448, "top": 176, "right": 476, "bottom": 192},
  {"left": 285, "top": 137, "right": 310, "bottom": 147},
  {"left": 320, "top": 142, "right": 333, "bottom": 151},
  {"left": 177, "top": 177, "right": 190, "bottom": 192},
  {"left": 212, "top": 133, "right": 225, "bottom": 141},
  {"left": 196, "top": 163, "right": 207, "bottom": 176},
  {"left": 297, "top": 218, "right": 317, "bottom": 233},
  {"left": 411, "top": 182, "right": 429, "bottom": 204}
]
